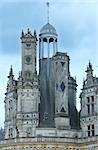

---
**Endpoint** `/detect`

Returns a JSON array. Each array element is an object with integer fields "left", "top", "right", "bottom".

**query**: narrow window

[
  {"left": 92, "top": 103, "right": 94, "bottom": 114},
  {"left": 87, "top": 97, "right": 90, "bottom": 115},
  {"left": 87, "top": 97, "right": 90, "bottom": 103},
  {"left": 92, "top": 124, "right": 95, "bottom": 136},
  {"left": 9, "top": 108, "right": 10, "bottom": 117},
  {"left": 88, "top": 125, "right": 90, "bottom": 137},
  {"left": 87, "top": 104, "right": 90, "bottom": 115},
  {"left": 91, "top": 96, "right": 94, "bottom": 115},
  {"left": 9, "top": 129, "right": 10, "bottom": 137},
  {"left": 91, "top": 96, "right": 94, "bottom": 102}
]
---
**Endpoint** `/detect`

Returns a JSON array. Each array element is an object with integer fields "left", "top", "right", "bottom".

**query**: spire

[
  {"left": 88, "top": 60, "right": 92, "bottom": 70},
  {"left": 8, "top": 65, "right": 14, "bottom": 78},
  {"left": 46, "top": 2, "right": 50, "bottom": 23},
  {"left": 86, "top": 60, "right": 93, "bottom": 73},
  {"left": 85, "top": 61, "right": 93, "bottom": 83}
]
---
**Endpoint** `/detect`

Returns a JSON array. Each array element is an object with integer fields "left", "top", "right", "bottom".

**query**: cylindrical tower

[{"left": 39, "top": 23, "right": 58, "bottom": 59}]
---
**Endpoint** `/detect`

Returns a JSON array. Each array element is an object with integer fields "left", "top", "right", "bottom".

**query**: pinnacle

[{"left": 8, "top": 65, "right": 14, "bottom": 78}]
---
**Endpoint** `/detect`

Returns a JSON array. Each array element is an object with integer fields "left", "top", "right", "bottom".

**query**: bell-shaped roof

[{"left": 40, "top": 23, "right": 57, "bottom": 35}]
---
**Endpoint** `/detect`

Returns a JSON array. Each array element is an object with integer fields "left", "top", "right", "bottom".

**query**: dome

[{"left": 40, "top": 23, "right": 57, "bottom": 35}]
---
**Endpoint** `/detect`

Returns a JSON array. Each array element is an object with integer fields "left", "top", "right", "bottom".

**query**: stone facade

[
  {"left": 4, "top": 29, "right": 40, "bottom": 140},
  {"left": 80, "top": 62, "right": 98, "bottom": 138},
  {"left": 0, "top": 22, "right": 98, "bottom": 149}
]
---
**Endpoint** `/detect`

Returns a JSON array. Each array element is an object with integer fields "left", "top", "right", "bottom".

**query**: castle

[{"left": 0, "top": 12, "right": 98, "bottom": 150}]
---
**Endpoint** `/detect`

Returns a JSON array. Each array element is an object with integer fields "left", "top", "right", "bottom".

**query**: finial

[
  {"left": 34, "top": 29, "right": 38, "bottom": 41},
  {"left": 89, "top": 60, "right": 91, "bottom": 65},
  {"left": 21, "top": 30, "right": 24, "bottom": 37},
  {"left": 88, "top": 60, "right": 92, "bottom": 70},
  {"left": 27, "top": 28, "right": 30, "bottom": 33},
  {"left": 34, "top": 29, "right": 36, "bottom": 36},
  {"left": 10, "top": 65, "right": 13, "bottom": 75},
  {"left": 8, "top": 65, "right": 13, "bottom": 78},
  {"left": 46, "top": 2, "right": 50, "bottom": 23},
  {"left": 18, "top": 71, "right": 22, "bottom": 81}
]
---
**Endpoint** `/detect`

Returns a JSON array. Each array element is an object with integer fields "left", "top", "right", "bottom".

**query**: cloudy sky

[{"left": 0, "top": 0, "right": 98, "bottom": 128}]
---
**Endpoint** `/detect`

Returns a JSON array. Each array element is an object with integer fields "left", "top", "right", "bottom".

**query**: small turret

[
  {"left": 80, "top": 61, "right": 98, "bottom": 138},
  {"left": 85, "top": 61, "right": 93, "bottom": 84},
  {"left": 86, "top": 61, "right": 93, "bottom": 75}
]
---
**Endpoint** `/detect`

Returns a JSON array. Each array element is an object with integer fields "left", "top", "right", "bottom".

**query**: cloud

[
  {"left": 0, "top": 0, "right": 96, "bottom": 54},
  {"left": 52, "top": 1, "right": 96, "bottom": 51}
]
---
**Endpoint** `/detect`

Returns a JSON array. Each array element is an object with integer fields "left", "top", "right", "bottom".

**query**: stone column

[
  {"left": 56, "top": 39, "right": 58, "bottom": 52},
  {"left": 47, "top": 38, "right": 50, "bottom": 58},
  {"left": 42, "top": 39, "right": 44, "bottom": 58},
  {"left": 53, "top": 38, "right": 56, "bottom": 55},
  {"left": 47, "top": 38, "right": 50, "bottom": 76},
  {"left": 39, "top": 39, "right": 41, "bottom": 59}
]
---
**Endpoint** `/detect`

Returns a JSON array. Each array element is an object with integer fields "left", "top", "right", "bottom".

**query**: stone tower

[
  {"left": 80, "top": 61, "right": 98, "bottom": 137},
  {"left": 4, "top": 66, "right": 17, "bottom": 139},
  {"left": 4, "top": 29, "right": 40, "bottom": 139},
  {"left": 21, "top": 28, "right": 37, "bottom": 80},
  {"left": 39, "top": 22, "right": 58, "bottom": 127},
  {"left": 54, "top": 52, "right": 70, "bottom": 129}
]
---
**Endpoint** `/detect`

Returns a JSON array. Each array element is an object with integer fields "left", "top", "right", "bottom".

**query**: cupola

[{"left": 39, "top": 2, "right": 58, "bottom": 59}]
